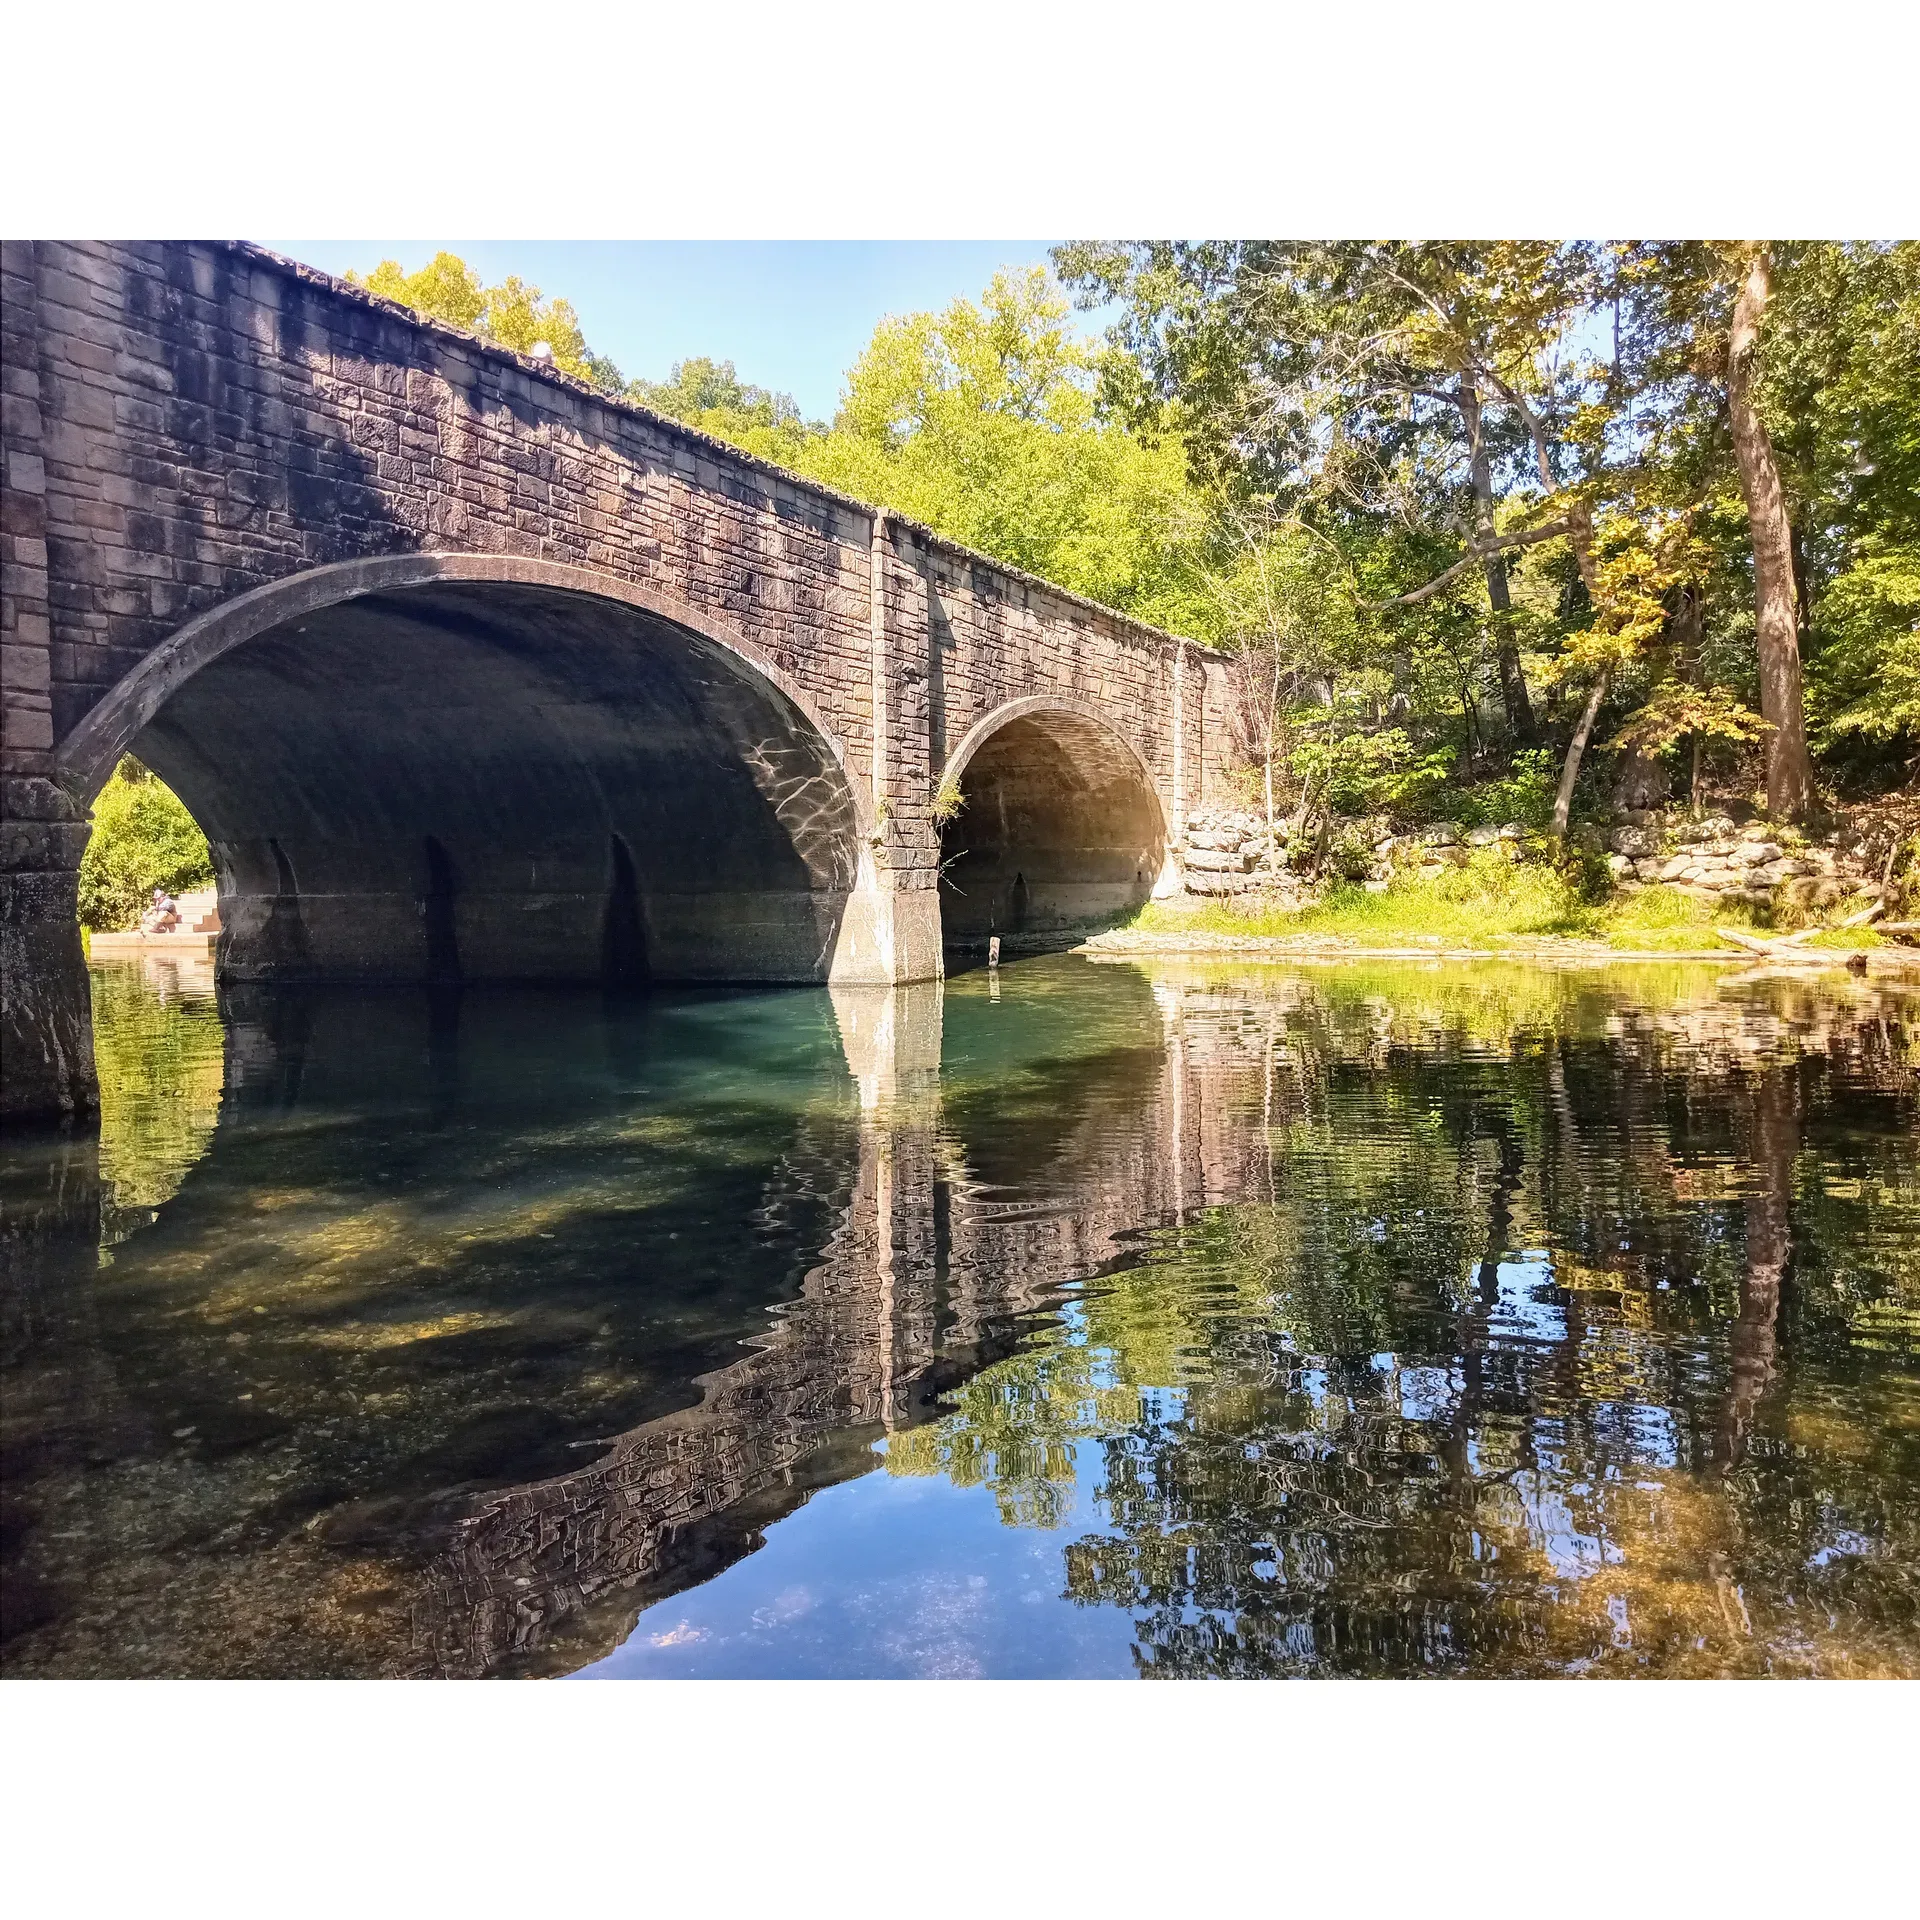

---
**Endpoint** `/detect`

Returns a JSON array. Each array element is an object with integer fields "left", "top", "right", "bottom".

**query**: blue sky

[{"left": 256, "top": 240, "right": 1085, "bottom": 421}]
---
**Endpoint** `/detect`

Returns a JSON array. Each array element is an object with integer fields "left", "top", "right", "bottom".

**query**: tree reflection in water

[
  {"left": 2, "top": 955, "right": 1916, "bottom": 1677},
  {"left": 888, "top": 962, "right": 1920, "bottom": 1677}
]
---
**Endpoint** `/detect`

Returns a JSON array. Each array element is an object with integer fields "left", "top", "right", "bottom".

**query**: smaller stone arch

[{"left": 938, "top": 697, "right": 1170, "bottom": 943}]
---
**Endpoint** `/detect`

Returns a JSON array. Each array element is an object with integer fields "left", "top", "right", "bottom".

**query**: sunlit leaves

[{"left": 77, "top": 757, "right": 214, "bottom": 931}]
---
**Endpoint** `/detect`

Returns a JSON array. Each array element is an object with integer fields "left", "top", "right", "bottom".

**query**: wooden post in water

[{"left": 988, "top": 935, "right": 1000, "bottom": 970}]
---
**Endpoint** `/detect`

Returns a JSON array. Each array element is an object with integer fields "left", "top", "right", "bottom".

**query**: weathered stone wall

[{"left": 0, "top": 240, "right": 1233, "bottom": 1116}]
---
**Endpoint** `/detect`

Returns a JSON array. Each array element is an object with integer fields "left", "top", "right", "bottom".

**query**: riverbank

[
  {"left": 1076, "top": 927, "right": 1920, "bottom": 979},
  {"left": 1075, "top": 874, "right": 1920, "bottom": 976}
]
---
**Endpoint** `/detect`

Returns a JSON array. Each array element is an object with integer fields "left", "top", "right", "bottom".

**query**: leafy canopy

[
  {"left": 791, "top": 268, "right": 1218, "bottom": 633},
  {"left": 79, "top": 758, "right": 214, "bottom": 931}
]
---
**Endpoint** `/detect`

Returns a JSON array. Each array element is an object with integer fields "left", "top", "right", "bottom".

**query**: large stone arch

[
  {"left": 60, "top": 554, "right": 889, "bottom": 989},
  {"left": 937, "top": 697, "right": 1170, "bottom": 942}
]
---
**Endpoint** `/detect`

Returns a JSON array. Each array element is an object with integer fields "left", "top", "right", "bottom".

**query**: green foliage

[
  {"left": 350, "top": 251, "right": 624, "bottom": 393},
  {"left": 791, "top": 268, "right": 1220, "bottom": 635},
  {"left": 1062, "top": 236, "right": 1920, "bottom": 815},
  {"left": 930, "top": 775, "right": 966, "bottom": 828},
  {"left": 1809, "top": 552, "right": 1920, "bottom": 747},
  {"left": 627, "top": 357, "right": 817, "bottom": 464},
  {"left": 1613, "top": 681, "right": 1773, "bottom": 757},
  {"left": 1442, "top": 746, "right": 1562, "bottom": 830},
  {"left": 77, "top": 759, "right": 213, "bottom": 931},
  {"left": 1290, "top": 723, "right": 1413, "bottom": 818}
]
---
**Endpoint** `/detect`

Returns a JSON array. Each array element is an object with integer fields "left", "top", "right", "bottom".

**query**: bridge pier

[{"left": 0, "top": 792, "right": 96, "bottom": 1117}]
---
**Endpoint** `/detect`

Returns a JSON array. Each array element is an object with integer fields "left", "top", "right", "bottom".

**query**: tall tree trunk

[
  {"left": 1550, "top": 672, "right": 1608, "bottom": 838},
  {"left": 1672, "top": 582, "right": 1706, "bottom": 815},
  {"left": 1263, "top": 650, "right": 1281, "bottom": 853},
  {"left": 1461, "top": 377, "right": 1535, "bottom": 741},
  {"left": 1726, "top": 248, "right": 1813, "bottom": 820}
]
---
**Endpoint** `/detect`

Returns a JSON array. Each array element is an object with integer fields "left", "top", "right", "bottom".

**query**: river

[{"left": 3, "top": 951, "right": 1917, "bottom": 1677}]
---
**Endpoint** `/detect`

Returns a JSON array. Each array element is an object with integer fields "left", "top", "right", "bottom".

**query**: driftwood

[{"left": 1713, "top": 927, "right": 1870, "bottom": 964}]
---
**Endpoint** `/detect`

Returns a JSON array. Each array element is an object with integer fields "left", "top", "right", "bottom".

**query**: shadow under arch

[
  {"left": 937, "top": 696, "right": 1169, "bottom": 943},
  {"left": 57, "top": 554, "right": 874, "bottom": 986}
]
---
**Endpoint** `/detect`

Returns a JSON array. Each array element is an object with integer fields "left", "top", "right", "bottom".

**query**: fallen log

[{"left": 1712, "top": 928, "right": 1867, "bottom": 963}]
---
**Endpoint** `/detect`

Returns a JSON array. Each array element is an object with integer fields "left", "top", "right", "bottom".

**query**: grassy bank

[{"left": 1126, "top": 852, "right": 1886, "bottom": 954}]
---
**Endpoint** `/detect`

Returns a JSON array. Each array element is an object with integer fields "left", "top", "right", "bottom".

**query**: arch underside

[
  {"left": 127, "top": 582, "right": 862, "bottom": 986},
  {"left": 939, "top": 710, "right": 1165, "bottom": 941}
]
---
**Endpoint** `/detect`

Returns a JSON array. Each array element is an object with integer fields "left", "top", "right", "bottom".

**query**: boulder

[
  {"left": 1610, "top": 826, "right": 1658, "bottom": 857},
  {"left": 1466, "top": 825, "right": 1502, "bottom": 848},
  {"left": 1185, "top": 869, "right": 1252, "bottom": 896},
  {"left": 1420, "top": 824, "right": 1460, "bottom": 847},
  {"left": 1184, "top": 846, "right": 1252, "bottom": 872},
  {"left": 1613, "top": 750, "right": 1672, "bottom": 811}
]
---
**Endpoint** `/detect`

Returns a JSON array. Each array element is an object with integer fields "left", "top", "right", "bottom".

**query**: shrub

[{"left": 76, "top": 759, "right": 213, "bottom": 931}]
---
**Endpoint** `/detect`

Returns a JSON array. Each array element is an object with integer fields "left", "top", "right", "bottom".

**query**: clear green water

[{"left": 3, "top": 952, "right": 1918, "bottom": 1678}]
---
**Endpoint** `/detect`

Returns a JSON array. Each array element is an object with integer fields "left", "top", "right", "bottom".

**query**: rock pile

[
  {"left": 1402, "top": 822, "right": 1525, "bottom": 885},
  {"left": 1176, "top": 809, "right": 1294, "bottom": 898},
  {"left": 1604, "top": 811, "right": 1883, "bottom": 909},
  {"left": 1173, "top": 798, "right": 1890, "bottom": 918},
  {"left": 1175, "top": 810, "right": 1531, "bottom": 900}
]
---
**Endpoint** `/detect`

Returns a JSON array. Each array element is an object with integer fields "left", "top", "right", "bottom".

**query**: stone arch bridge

[{"left": 1, "top": 240, "right": 1234, "bottom": 1118}]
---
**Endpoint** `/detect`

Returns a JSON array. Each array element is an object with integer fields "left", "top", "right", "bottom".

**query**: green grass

[
  {"left": 1129, "top": 853, "right": 1777, "bottom": 952},
  {"left": 1599, "top": 883, "right": 1768, "bottom": 951},
  {"left": 1799, "top": 926, "right": 1885, "bottom": 949}
]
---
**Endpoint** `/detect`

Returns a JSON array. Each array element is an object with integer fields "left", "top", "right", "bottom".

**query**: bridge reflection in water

[
  {"left": 3, "top": 956, "right": 1917, "bottom": 1678},
  {"left": 3, "top": 957, "right": 1243, "bottom": 1677}
]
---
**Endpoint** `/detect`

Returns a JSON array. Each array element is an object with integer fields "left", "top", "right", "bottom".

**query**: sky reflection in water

[{"left": 3, "top": 951, "right": 1917, "bottom": 1678}]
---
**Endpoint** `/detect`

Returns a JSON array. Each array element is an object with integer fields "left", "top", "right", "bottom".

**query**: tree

[
  {"left": 794, "top": 268, "right": 1220, "bottom": 634},
  {"left": 1599, "top": 243, "right": 1920, "bottom": 818},
  {"left": 1054, "top": 242, "right": 1605, "bottom": 736},
  {"left": 78, "top": 757, "right": 213, "bottom": 930},
  {"left": 1761, "top": 242, "right": 1920, "bottom": 775},
  {"left": 1200, "top": 504, "right": 1363, "bottom": 840},
  {"left": 1725, "top": 247, "right": 1814, "bottom": 816},
  {"left": 627, "top": 357, "right": 816, "bottom": 465},
  {"left": 350, "top": 251, "right": 624, "bottom": 394}
]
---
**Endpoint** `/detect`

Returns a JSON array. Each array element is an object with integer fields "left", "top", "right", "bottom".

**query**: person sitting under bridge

[{"left": 139, "top": 886, "right": 180, "bottom": 935}]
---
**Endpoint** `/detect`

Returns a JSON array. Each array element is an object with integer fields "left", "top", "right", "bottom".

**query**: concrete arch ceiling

[
  {"left": 938, "top": 700, "right": 1168, "bottom": 940},
  {"left": 88, "top": 559, "right": 865, "bottom": 986}
]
